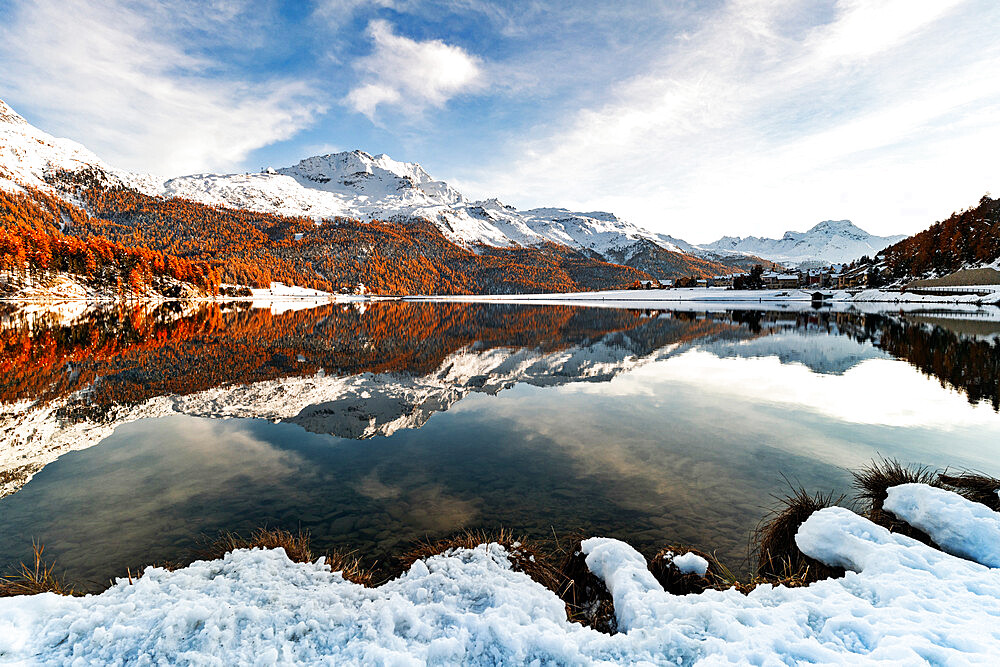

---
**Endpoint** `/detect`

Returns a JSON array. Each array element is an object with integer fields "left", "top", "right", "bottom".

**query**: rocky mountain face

[{"left": 703, "top": 220, "right": 906, "bottom": 267}]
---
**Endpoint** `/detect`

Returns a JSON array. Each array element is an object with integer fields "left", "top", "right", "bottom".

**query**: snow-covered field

[{"left": 1, "top": 484, "right": 998, "bottom": 663}]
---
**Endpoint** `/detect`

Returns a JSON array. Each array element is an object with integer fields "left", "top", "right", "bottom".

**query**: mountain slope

[
  {"left": 1, "top": 97, "right": 755, "bottom": 286},
  {"left": 703, "top": 220, "right": 905, "bottom": 267},
  {"left": 848, "top": 194, "right": 1000, "bottom": 285},
  {"left": 161, "top": 150, "right": 746, "bottom": 277}
]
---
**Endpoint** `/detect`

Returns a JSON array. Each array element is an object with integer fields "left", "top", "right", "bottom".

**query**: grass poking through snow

[
  {"left": 0, "top": 541, "right": 75, "bottom": 597},
  {"left": 753, "top": 486, "right": 846, "bottom": 586},
  {"left": 939, "top": 473, "right": 1000, "bottom": 512}
]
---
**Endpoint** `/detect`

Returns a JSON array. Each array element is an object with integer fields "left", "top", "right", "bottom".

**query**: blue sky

[{"left": 1, "top": 0, "right": 998, "bottom": 242}]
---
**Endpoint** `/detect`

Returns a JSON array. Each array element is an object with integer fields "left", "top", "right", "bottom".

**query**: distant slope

[
  {"left": 703, "top": 220, "right": 905, "bottom": 267},
  {"left": 850, "top": 195, "right": 1000, "bottom": 285}
]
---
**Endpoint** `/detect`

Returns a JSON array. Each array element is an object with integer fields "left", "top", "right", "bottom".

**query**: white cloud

[
  {"left": 345, "top": 20, "right": 483, "bottom": 119},
  {"left": 0, "top": 0, "right": 323, "bottom": 176},
  {"left": 463, "top": 0, "right": 1000, "bottom": 242}
]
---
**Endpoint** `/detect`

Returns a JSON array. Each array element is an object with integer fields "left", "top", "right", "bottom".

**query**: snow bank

[
  {"left": 3, "top": 493, "right": 1000, "bottom": 663},
  {"left": 884, "top": 483, "right": 1000, "bottom": 567}
]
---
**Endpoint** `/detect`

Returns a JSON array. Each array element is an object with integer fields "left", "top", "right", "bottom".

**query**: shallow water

[{"left": 1, "top": 301, "right": 999, "bottom": 588}]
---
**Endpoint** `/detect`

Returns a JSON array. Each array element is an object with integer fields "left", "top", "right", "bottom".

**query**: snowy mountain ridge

[
  {"left": 1, "top": 97, "right": 901, "bottom": 269},
  {"left": 703, "top": 219, "right": 906, "bottom": 267}
]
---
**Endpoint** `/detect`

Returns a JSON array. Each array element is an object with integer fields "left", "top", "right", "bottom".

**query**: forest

[
  {"left": 852, "top": 194, "right": 1000, "bottom": 282},
  {"left": 0, "top": 186, "right": 218, "bottom": 296},
  {"left": 45, "top": 169, "right": 650, "bottom": 295}
]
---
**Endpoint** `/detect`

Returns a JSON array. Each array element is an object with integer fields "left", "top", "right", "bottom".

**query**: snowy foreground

[{"left": 2, "top": 484, "right": 999, "bottom": 664}]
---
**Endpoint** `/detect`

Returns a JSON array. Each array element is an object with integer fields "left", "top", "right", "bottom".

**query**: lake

[{"left": 2, "top": 300, "right": 999, "bottom": 590}]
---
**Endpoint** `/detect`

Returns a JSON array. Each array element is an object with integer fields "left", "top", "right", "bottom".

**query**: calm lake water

[{"left": 2, "top": 301, "right": 999, "bottom": 589}]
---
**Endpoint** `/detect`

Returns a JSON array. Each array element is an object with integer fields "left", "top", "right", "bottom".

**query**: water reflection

[{"left": 1, "top": 301, "right": 999, "bottom": 587}]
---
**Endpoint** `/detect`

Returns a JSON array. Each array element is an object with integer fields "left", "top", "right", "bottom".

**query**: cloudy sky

[{"left": 1, "top": 0, "right": 998, "bottom": 242}]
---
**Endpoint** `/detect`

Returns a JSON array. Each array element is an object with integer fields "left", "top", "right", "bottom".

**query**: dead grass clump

[
  {"left": 196, "top": 527, "right": 373, "bottom": 586},
  {"left": 938, "top": 473, "right": 1000, "bottom": 512},
  {"left": 0, "top": 542, "right": 75, "bottom": 597},
  {"left": 852, "top": 458, "right": 942, "bottom": 543},
  {"left": 754, "top": 487, "right": 845, "bottom": 585},
  {"left": 648, "top": 546, "right": 718, "bottom": 595},
  {"left": 852, "top": 457, "right": 940, "bottom": 514},
  {"left": 321, "top": 550, "right": 376, "bottom": 587},
  {"left": 397, "top": 528, "right": 565, "bottom": 594},
  {"left": 198, "top": 527, "right": 314, "bottom": 563},
  {"left": 556, "top": 538, "right": 617, "bottom": 634}
]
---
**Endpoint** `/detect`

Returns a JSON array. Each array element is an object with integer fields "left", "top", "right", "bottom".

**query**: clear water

[{"left": 1, "top": 302, "right": 998, "bottom": 589}]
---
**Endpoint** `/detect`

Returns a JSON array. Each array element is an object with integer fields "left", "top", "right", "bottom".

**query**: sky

[{"left": 1, "top": 0, "right": 998, "bottom": 243}]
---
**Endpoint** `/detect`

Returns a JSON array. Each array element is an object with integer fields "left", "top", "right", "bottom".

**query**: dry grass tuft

[
  {"left": 197, "top": 527, "right": 315, "bottom": 563},
  {"left": 647, "top": 546, "right": 719, "bottom": 595},
  {"left": 754, "top": 486, "right": 845, "bottom": 585},
  {"left": 0, "top": 542, "right": 75, "bottom": 597},
  {"left": 398, "top": 528, "right": 565, "bottom": 594},
  {"left": 852, "top": 457, "right": 940, "bottom": 514},
  {"left": 852, "top": 458, "right": 942, "bottom": 543},
  {"left": 555, "top": 537, "right": 617, "bottom": 634},
  {"left": 938, "top": 473, "right": 1000, "bottom": 512},
  {"left": 196, "top": 527, "right": 374, "bottom": 586},
  {"left": 321, "top": 550, "right": 377, "bottom": 587}
]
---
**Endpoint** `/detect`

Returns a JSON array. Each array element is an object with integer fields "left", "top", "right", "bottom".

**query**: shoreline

[{"left": 1, "top": 461, "right": 999, "bottom": 662}]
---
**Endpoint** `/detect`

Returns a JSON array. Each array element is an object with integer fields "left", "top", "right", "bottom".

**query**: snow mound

[
  {"left": 0, "top": 99, "right": 160, "bottom": 196},
  {"left": 671, "top": 551, "right": 710, "bottom": 576},
  {"left": 884, "top": 483, "right": 1000, "bottom": 567},
  {"left": 3, "top": 486, "right": 1000, "bottom": 663}
]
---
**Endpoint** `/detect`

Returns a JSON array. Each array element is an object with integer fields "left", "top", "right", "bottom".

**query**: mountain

[
  {"left": 158, "top": 150, "right": 754, "bottom": 277},
  {"left": 0, "top": 98, "right": 759, "bottom": 291},
  {"left": 702, "top": 220, "right": 905, "bottom": 267}
]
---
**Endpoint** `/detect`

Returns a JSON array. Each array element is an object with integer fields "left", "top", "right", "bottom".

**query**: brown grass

[
  {"left": 397, "top": 528, "right": 565, "bottom": 593},
  {"left": 0, "top": 542, "right": 75, "bottom": 597},
  {"left": 852, "top": 457, "right": 942, "bottom": 544},
  {"left": 555, "top": 537, "right": 618, "bottom": 634},
  {"left": 196, "top": 527, "right": 374, "bottom": 586},
  {"left": 648, "top": 546, "right": 718, "bottom": 595},
  {"left": 753, "top": 486, "right": 845, "bottom": 585},
  {"left": 939, "top": 473, "right": 1000, "bottom": 512}
]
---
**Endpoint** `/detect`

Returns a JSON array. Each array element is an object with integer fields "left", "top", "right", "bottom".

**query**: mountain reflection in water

[{"left": 1, "top": 300, "right": 998, "bottom": 587}]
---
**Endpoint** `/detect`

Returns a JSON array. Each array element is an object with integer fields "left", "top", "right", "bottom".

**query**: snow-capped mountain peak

[
  {"left": 703, "top": 220, "right": 905, "bottom": 267},
  {"left": 0, "top": 98, "right": 161, "bottom": 195},
  {"left": 0, "top": 97, "right": 820, "bottom": 274},
  {"left": 272, "top": 151, "right": 464, "bottom": 206}
]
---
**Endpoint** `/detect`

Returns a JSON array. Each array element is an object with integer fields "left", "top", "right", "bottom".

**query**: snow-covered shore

[
  {"left": 1, "top": 484, "right": 998, "bottom": 663},
  {"left": 411, "top": 286, "right": 1000, "bottom": 309}
]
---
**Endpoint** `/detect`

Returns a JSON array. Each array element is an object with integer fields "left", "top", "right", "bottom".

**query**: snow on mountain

[
  {"left": 0, "top": 97, "right": 876, "bottom": 272},
  {"left": 0, "top": 98, "right": 713, "bottom": 264},
  {"left": 703, "top": 220, "right": 906, "bottom": 267},
  {"left": 0, "top": 99, "right": 159, "bottom": 196},
  {"left": 160, "top": 150, "right": 691, "bottom": 257}
]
